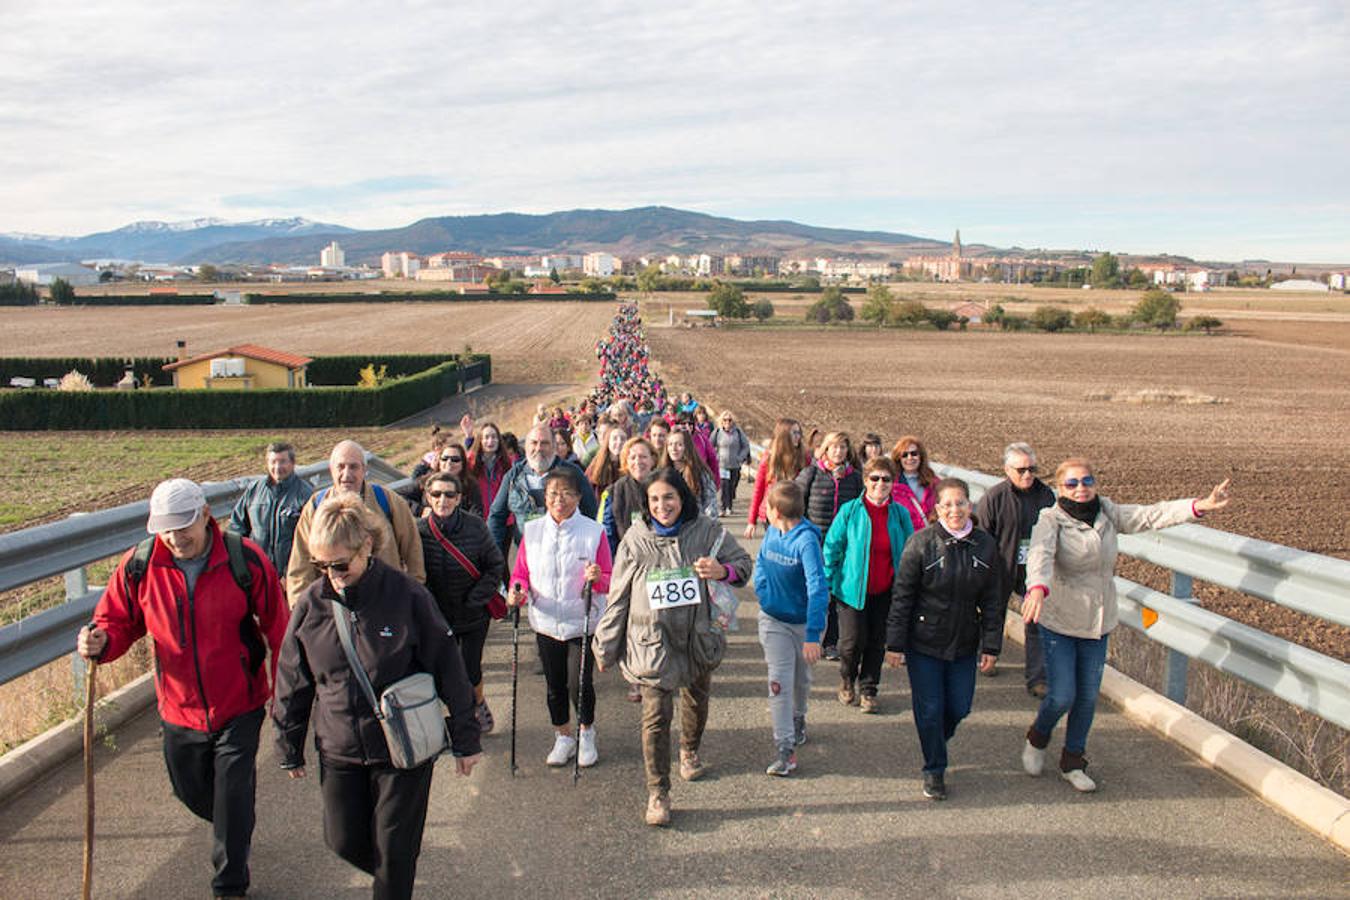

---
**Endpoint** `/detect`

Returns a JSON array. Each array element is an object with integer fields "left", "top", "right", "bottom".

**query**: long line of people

[{"left": 76, "top": 304, "right": 1235, "bottom": 897}]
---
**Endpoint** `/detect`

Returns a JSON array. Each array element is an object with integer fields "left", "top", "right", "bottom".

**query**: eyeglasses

[
  {"left": 426, "top": 490, "right": 459, "bottom": 499},
  {"left": 313, "top": 555, "right": 358, "bottom": 573},
  {"left": 1062, "top": 475, "right": 1096, "bottom": 489},
  {"left": 900, "top": 450, "right": 922, "bottom": 458},
  {"left": 867, "top": 475, "right": 894, "bottom": 483},
  {"left": 440, "top": 455, "right": 463, "bottom": 463},
  {"left": 545, "top": 490, "right": 580, "bottom": 501},
  {"left": 1012, "top": 465, "right": 1038, "bottom": 475}
]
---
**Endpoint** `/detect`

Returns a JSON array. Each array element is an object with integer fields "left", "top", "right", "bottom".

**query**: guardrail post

[
  {"left": 66, "top": 563, "right": 90, "bottom": 699},
  {"left": 1163, "top": 571, "right": 1194, "bottom": 704}
]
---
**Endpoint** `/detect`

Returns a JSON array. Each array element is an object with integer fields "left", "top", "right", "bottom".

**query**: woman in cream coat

[{"left": 1020, "top": 458, "right": 1231, "bottom": 792}]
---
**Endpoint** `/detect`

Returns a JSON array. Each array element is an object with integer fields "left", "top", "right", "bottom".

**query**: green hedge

[
  {"left": 0, "top": 283, "right": 40, "bottom": 306},
  {"left": 0, "top": 357, "right": 176, "bottom": 387},
  {"left": 0, "top": 359, "right": 476, "bottom": 430},
  {"left": 243, "top": 292, "right": 614, "bottom": 304},
  {"left": 59, "top": 294, "right": 217, "bottom": 306},
  {"left": 306, "top": 354, "right": 456, "bottom": 385}
]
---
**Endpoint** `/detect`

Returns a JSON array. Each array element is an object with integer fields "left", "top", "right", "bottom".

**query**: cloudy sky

[{"left": 2, "top": 0, "right": 1346, "bottom": 261}]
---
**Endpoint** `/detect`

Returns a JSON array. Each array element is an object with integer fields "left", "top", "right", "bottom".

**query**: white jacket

[{"left": 520, "top": 510, "right": 608, "bottom": 641}]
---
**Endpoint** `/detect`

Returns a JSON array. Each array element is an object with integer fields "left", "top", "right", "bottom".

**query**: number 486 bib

[{"left": 646, "top": 566, "right": 700, "bottom": 610}]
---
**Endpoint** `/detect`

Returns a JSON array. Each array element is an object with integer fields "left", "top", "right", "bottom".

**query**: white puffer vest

[{"left": 523, "top": 510, "right": 607, "bottom": 641}]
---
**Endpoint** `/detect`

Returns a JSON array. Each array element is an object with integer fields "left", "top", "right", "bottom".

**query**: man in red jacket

[{"left": 78, "top": 478, "right": 289, "bottom": 900}]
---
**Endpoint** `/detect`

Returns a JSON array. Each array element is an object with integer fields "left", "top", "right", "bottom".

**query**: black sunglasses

[
  {"left": 1013, "top": 465, "right": 1038, "bottom": 475},
  {"left": 440, "top": 455, "right": 463, "bottom": 463},
  {"left": 313, "top": 555, "right": 357, "bottom": 573},
  {"left": 867, "top": 475, "right": 894, "bottom": 483},
  {"left": 900, "top": 450, "right": 921, "bottom": 458},
  {"left": 427, "top": 489, "right": 459, "bottom": 499}
]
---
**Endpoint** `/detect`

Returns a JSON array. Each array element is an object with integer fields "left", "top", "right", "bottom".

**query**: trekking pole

[
  {"left": 509, "top": 603, "right": 521, "bottom": 777},
  {"left": 573, "top": 572, "right": 595, "bottom": 787},
  {"left": 81, "top": 624, "right": 98, "bottom": 900}
]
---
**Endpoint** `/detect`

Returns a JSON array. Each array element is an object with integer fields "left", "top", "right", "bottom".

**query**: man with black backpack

[
  {"left": 286, "top": 440, "right": 425, "bottom": 604},
  {"left": 77, "top": 478, "right": 289, "bottom": 900}
]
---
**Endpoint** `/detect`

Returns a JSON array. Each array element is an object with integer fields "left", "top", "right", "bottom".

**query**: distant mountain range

[{"left": 0, "top": 207, "right": 951, "bottom": 267}]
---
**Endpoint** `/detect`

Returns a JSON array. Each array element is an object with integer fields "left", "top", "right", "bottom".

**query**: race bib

[
  {"left": 1017, "top": 539, "right": 1030, "bottom": 566},
  {"left": 646, "top": 566, "right": 700, "bottom": 610}
]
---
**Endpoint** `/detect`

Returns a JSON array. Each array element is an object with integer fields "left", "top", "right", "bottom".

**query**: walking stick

[
  {"left": 509, "top": 603, "right": 521, "bottom": 777},
  {"left": 81, "top": 643, "right": 98, "bottom": 900},
  {"left": 573, "top": 576, "right": 594, "bottom": 786}
]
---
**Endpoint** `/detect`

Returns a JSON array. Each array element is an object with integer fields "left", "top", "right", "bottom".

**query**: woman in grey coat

[
  {"left": 1020, "top": 458, "right": 1231, "bottom": 792},
  {"left": 593, "top": 467, "right": 753, "bottom": 827},
  {"left": 711, "top": 410, "right": 752, "bottom": 516}
]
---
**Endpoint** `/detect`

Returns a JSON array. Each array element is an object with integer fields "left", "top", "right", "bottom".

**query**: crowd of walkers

[{"left": 74, "top": 304, "right": 1234, "bottom": 897}]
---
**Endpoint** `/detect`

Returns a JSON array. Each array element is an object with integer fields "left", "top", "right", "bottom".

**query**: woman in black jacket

[
  {"left": 417, "top": 471, "right": 505, "bottom": 733},
  {"left": 273, "top": 491, "right": 482, "bottom": 900},
  {"left": 885, "top": 477, "right": 1004, "bottom": 801},
  {"left": 795, "top": 431, "right": 864, "bottom": 660}
]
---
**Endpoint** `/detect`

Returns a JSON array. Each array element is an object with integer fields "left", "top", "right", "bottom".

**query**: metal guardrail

[
  {"left": 0, "top": 453, "right": 411, "bottom": 687},
  {"left": 742, "top": 444, "right": 1350, "bottom": 729}
]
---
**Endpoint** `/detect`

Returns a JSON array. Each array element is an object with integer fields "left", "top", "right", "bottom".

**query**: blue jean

[
  {"left": 1030, "top": 627, "right": 1109, "bottom": 758},
  {"left": 905, "top": 650, "right": 978, "bottom": 774}
]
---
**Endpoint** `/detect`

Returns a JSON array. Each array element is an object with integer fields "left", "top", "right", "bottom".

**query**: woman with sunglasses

[
  {"left": 273, "top": 491, "right": 482, "bottom": 900},
  {"left": 418, "top": 471, "right": 505, "bottom": 734},
  {"left": 822, "top": 456, "right": 913, "bottom": 713},
  {"left": 712, "top": 409, "right": 751, "bottom": 517},
  {"left": 1020, "top": 459, "right": 1232, "bottom": 792},
  {"left": 885, "top": 477, "right": 1003, "bottom": 801},
  {"left": 890, "top": 435, "right": 938, "bottom": 531},
  {"left": 798, "top": 431, "right": 864, "bottom": 661}
]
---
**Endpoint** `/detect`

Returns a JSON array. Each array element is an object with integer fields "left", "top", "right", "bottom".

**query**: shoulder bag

[
  {"left": 429, "top": 517, "right": 508, "bottom": 620},
  {"left": 332, "top": 598, "right": 449, "bottom": 769}
]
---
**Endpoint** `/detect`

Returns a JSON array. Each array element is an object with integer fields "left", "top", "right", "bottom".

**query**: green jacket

[{"left": 823, "top": 497, "right": 914, "bottom": 610}]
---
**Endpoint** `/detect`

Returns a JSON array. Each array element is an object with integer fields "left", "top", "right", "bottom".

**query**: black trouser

[
  {"left": 161, "top": 706, "right": 264, "bottom": 896},
  {"left": 719, "top": 467, "right": 741, "bottom": 511},
  {"left": 536, "top": 633, "right": 595, "bottom": 727},
  {"left": 823, "top": 597, "right": 840, "bottom": 649},
  {"left": 838, "top": 591, "right": 892, "bottom": 696},
  {"left": 455, "top": 624, "right": 489, "bottom": 687},
  {"left": 320, "top": 758, "right": 435, "bottom": 900}
]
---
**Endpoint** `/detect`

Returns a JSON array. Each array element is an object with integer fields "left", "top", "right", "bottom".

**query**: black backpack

[{"left": 124, "top": 530, "right": 265, "bottom": 673}]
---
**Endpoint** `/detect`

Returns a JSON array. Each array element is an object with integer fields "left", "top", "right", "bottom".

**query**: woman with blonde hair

[
  {"left": 273, "top": 491, "right": 482, "bottom": 900},
  {"left": 745, "top": 417, "right": 809, "bottom": 539},
  {"left": 1020, "top": 459, "right": 1232, "bottom": 792},
  {"left": 711, "top": 409, "right": 751, "bottom": 517}
]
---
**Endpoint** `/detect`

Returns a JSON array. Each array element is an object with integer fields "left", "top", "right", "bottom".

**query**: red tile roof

[{"left": 163, "top": 343, "right": 313, "bottom": 371}]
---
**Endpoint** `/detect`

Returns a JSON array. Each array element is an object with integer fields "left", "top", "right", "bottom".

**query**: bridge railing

[
  {"left": 0, "top": 454, "right": 412, "bottom": 688},
  {"left": 745, "top": 444, "right": 1350, "bottom": 730}
]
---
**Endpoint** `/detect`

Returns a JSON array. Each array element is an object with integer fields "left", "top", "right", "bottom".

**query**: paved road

[{"left": 3, "top": 504, "right": 1347, "bottom": 898}]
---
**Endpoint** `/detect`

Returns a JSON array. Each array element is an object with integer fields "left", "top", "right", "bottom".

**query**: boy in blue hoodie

[{"left": 753, "top": 481, "right": 830, "bottom": 776}]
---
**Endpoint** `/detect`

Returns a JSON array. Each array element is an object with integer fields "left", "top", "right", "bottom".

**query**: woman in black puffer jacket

[
  {"left": 795, "top": 431, "right": 863, "bottom": 658},
  {"left": 417, "top": 472, "right": 505, "bottom": 734},
  {"left": 885, "top": 477, "right": 1004, "bottom": 802}
]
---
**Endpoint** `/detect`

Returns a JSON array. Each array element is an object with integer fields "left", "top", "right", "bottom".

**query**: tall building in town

[{"left": 320, "top": 241, "right": 345, "bottom": 267}]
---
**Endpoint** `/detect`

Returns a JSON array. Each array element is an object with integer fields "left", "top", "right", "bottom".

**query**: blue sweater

[{"left": 753, "top": 519, "right": 831, "bottom": 642}]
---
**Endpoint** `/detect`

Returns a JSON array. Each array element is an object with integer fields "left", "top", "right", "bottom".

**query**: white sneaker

[
  {"left": 1022, "top": 740, "right": 1045, "bottom": 776},
  {"left": 578, "top": 728, "right": 598, "bottom": 768},
  {"left": 1062, "top": 768, "right": 1097, "bottom": 792},
  {"left": 546, "top": 733, "right": 577, "bottom": 766}
]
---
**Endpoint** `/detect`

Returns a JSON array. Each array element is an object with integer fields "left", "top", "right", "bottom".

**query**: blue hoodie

[{"left": 753, "top": 519, "right": 831, "bottom": 642}]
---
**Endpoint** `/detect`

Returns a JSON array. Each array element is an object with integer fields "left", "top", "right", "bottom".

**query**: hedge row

[
  {"left": 306, "top": 354, "right": 458, "bottom": 385},
  {"left": 58, "top": 294, "right": 217, "bottom": 306},
  {"left": 243, "top": 291, "right": 615, "bottom": 304},
  {"left": 0, "top": 357, "right": 177, "bottom": 387},
  {"left": 0, "top": 359, "right": 478, "bottom": 430}
]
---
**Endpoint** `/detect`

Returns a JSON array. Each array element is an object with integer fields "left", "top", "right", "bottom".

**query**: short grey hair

[{"left": 1003, "top": 442, "right": 1037, "bottom": 466}]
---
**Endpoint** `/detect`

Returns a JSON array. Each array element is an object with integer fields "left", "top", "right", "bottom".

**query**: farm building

[
  {"left": 951, "top": 301, "right": 987, "bottom": 323},
  {"left": 1270, "top": 279, "right": 1330, "bottom": 292},
  {"left": 163, "top": 343, "right": 312, "bottom": 390},
  {"left": 15, "top": 262, "right": 100, "bottom": 287}
]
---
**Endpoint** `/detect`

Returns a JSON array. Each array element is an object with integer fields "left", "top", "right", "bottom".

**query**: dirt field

[
  {"left": 648, "top": 325, "right": 1350, "bottom": 660},
  {"left": 0, "top": 301, "right": 613, "bottom": 383}
]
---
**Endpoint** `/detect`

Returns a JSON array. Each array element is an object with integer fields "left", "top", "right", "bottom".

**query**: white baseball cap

[{"left": 146, "top": 478, "right": 206, "bottom": 534}]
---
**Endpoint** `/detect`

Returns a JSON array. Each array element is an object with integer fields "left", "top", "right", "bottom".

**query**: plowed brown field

[{"left": 648, "top": 325, "right": 1350, "bottom": 660}]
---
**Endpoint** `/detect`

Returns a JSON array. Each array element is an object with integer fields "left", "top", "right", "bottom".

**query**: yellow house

[{"left": 163, "top": 343, "right": 312, "bottom": 390}]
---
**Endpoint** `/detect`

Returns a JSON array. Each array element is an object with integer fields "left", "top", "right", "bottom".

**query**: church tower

[{"left": 952, "top": 229, "right": 962, "bottom": 259}]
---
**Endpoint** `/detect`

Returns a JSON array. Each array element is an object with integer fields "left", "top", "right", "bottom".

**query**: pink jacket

[{"left": 892, "top": 479, "right": 936, "bottom": 531}]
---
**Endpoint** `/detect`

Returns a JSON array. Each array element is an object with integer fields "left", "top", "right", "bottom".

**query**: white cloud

[{"left": 0, "top": 0, "right": 1347, "bottom": 259}]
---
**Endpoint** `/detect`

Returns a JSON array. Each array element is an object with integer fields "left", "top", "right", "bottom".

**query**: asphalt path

[{"left": 2, "top": 501, "right": 1348, "bottom": 898}]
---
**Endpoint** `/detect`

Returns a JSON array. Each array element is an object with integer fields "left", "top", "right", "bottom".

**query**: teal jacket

[{"left": 823, "top": 497, "right": 914, "bottom": 610}]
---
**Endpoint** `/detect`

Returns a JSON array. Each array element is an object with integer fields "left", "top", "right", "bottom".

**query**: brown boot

[
  {"left": 837, "top": 679, "right": 858, "bottom": 707},
  {"left": 645, "top": 792, "right": 671, "bottom": 826},
  {"left": 679, "top": 749, "right": 708, "bottom": 782}
]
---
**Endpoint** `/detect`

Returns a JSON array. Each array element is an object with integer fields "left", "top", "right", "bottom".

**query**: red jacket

[{"left": 93, "top": 521, "right": 289, "bottom": 732}]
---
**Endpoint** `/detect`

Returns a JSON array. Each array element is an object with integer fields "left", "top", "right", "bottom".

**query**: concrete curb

[
  {"left": 1004, "top": 610, "right": 1350, "bottom": 853},
  {"left": 0, "top": 673, "right": 156, "bottom": 803}
]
